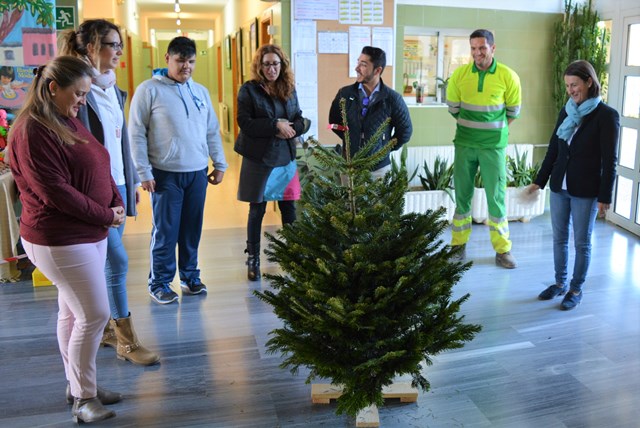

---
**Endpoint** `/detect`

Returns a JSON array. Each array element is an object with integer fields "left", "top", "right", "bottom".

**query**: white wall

[{"left": 396, "top": 0, "right": 563, "bottom": 13}]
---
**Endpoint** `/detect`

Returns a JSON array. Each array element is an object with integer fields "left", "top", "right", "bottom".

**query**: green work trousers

[{"left": 451, "top": 145, "right": 511, "bottom": 254}]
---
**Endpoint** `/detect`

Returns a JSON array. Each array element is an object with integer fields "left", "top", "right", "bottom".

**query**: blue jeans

[
  {"left": 149, "top": 168, "right": 207, "bottom": 289},
  {"left": 105, "top": 184, "right": 129, "bottom": 319},
  {"left": 550, "top": 189, "right": 598, "bottom": 293}
]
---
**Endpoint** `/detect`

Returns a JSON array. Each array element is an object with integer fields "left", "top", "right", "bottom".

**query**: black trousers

[{"left": 247, "top": 201, "right": 296, "bottom": 244}]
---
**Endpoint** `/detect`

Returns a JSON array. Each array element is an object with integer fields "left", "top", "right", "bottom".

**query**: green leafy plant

[
  {"left": 474, "top": 169, "right": 484, "bottom": 188},
  {"left": 506, "top": 149, "right": 540, "bottom": 187},
  {"left": 435, "top": 77, "right": 449, "bottom": 88},
  {"left": 552, "top": 0, "right": 609, "bottom": 112},
  {"left": 390, "top": 144, "right": 418, "bottom": 188},
  {"left": 255, "top": 97, "right": 480, "bottom": 417},
  {"left": 418, "top": 156, "right": 454, "bottom": 201}
]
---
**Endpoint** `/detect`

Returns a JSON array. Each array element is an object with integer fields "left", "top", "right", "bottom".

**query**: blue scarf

[{"left": 556, "top": 96, "right": 601, "bottom": 141}]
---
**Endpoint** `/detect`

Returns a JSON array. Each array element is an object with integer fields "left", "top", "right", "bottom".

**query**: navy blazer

[
  {"left": 328, "top": 78, "right": 413, "bottom": 170},
  {"left": 534, "top": 101, "right": 619, "bottom": 204}
]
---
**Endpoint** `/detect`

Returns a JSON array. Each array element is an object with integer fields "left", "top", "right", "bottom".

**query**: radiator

[{"left": 390, "top": 144, "right": 533, "bottom": 188}]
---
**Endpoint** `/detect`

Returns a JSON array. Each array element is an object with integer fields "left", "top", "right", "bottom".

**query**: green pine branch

[{"left": 255, "top": 98, "right": 481, "bottom": 417}]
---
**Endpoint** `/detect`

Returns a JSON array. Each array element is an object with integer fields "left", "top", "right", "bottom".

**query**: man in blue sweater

[{"left": 129, "top": 37, "right": 228, "bottom": 304}]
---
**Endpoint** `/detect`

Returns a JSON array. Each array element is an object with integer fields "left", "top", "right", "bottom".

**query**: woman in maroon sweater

[{"left": 8, "top": 56, "right": 125, "bottom": 423}]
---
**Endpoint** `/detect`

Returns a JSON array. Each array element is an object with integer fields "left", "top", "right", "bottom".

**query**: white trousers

[{"left": 22, "top": 238, "right": 109, "bottom": 399}]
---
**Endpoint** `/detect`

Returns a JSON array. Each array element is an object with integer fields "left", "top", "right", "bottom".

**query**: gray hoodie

[{"left": 128, "top": 69, "right": 227, "bottom": 182}]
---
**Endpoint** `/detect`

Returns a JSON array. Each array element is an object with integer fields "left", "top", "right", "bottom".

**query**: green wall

[{"left": 395, "top": 5, "right": 559, "bottom": 162}]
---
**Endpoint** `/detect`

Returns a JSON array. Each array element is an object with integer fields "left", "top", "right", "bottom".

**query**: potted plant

[
  {"left": 552, "top": 0, "right": 609, "bottom": 112},
  {"left": 397, "top": 153, "right": 456, "bottom": 222},
  {"left": 412, "top": 81, "right": 426, "bottom": 104},
  {"left": 471, "top": 169, "right": 488, "bottom": 223},
  {"left": 436, "top": 77, "right": 449, "bottom": 104},
  {"left": 471, "top": 149, "right": 547, "bottom": 223},
  {"left": 504, "top": 150, "right": 546, "bottom": 222}
]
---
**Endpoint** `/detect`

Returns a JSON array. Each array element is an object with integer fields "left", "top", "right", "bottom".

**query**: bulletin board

[{"left": 290, "top": 0, "right": 395, "bottom": 146}]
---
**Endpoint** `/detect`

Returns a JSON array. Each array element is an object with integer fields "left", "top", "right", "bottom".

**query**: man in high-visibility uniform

[{"left": 447, "top": 29, "right": 521, "bottom": 269}]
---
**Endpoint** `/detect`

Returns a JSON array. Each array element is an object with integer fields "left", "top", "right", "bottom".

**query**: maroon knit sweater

[{"left": 9, "top": 117, "right": 122, "bottom": 246}]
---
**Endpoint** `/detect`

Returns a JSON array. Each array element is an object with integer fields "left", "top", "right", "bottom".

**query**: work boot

[
  {"left": 245, "top": 241, "right": 261, "bottom": 281},
  {"left": 112, "top": 314, "right": 160, "bottom": 366},
  {"left": 450, "top": 244, "right": 466, "bottom": 262},
  {"left": 495, "top": 251, "right": 517, "bottom": 269}
]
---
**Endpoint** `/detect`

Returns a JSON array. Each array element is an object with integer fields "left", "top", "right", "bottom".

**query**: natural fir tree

[{"left": 255, "top": 98, "right": 481, "bottom": 417}]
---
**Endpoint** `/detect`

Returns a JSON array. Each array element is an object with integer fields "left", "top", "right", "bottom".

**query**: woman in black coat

[
  {"left": 234, "top": 44, "right": 308, "bottom": 281},
  {"left": 527, "top": 60, "right": 619, "bottom": 310}
]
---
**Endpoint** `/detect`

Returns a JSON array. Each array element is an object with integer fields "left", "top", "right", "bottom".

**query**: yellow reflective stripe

[
  {"left": 452, "top": 222, "right": 472, "bottom": 232},
  {"left": 489, "top": 224, "right": 509, "bottom": 236},
  {"left": 458, "top": 118, "right": 506, "bottom": 129},
  {"left": 453, "top": 212, "right": 471, "bottom": 221},
  {"left": 488, "top": 215, "right": 507, "bottom": 224},
  {"left": 488, "top": 216, "right": 509, "bottom": 236},
  {"left": 460, "top": 102, "right": 505, "bottom": 112}
]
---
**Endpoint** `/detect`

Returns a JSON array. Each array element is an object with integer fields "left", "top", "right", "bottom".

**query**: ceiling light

[
  {"left": 174, "top": 1, "right": 180, "bottom": 13},
  {"left": 176, "top": 18, "right": 181, "bottom": 26}
]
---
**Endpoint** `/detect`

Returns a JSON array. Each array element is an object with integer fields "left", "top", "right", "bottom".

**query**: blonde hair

[
  {"left": 250, "top": 44, "right": 295, "bottom": 101},
  {"left": 57, "top": 19, "right": 122, "bottom": 70},
  {"left": 8, "top": 56, "right": 94, "bottom": 147}
]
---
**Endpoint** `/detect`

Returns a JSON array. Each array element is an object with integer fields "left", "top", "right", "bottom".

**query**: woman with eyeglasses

[
  {"left": 234, "top": 44, "right": 309, "bottom": 281},
  {"left": 58, "top": 20, "right": 159, "bottom": 366}
]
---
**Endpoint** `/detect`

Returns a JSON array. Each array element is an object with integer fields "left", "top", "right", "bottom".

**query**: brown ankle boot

[
  {"left": 112, "top": 314, "right": 160, "bottom": 366},
  {"left": 100, "top": 320, "right": 117, "bottom": 349}
]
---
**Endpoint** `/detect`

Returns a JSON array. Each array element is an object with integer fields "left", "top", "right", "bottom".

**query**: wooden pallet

[{"left": 311, "top": 383, "right": 418, "bottom": 427}]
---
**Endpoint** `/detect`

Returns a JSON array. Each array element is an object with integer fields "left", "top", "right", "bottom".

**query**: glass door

[{"left": 610, "top": 16, "right": 640, "bottom": 235}]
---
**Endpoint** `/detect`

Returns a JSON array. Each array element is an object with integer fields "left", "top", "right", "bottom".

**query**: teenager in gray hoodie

[{"left": 129, "top": 36, "right": 227, "bottom": 304}]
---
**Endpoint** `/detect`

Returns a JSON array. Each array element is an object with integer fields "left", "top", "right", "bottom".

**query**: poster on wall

[
  {"left": 295, "top": 0, "right": 339, "bottom": 21},
  {"left": 0, "top": 0, "right": 56, "bottom": 111},
  {"left": 348, "top": 26, "right": 371, "bottom": 78},
  {"left": 339, "top": 0, "right": 361, "bottom": 25}
]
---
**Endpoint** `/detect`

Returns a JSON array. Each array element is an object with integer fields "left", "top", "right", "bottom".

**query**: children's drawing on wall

[
  {"left": 0, "top": 0, "right": 55, "bottom": 110},
  {"left": 0, "top": 66, "right": 33, "bottom": 109}
]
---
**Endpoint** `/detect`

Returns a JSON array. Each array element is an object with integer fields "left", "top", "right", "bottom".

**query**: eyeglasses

[
  {"left": 261, "top": 62, "right": 281, "bottom": 69},
  {"left": 102, "top": 42, "right": 124, "bottom": 50},
  {"left": 362, "top": 96, "right": 370, "bottom": 116}
]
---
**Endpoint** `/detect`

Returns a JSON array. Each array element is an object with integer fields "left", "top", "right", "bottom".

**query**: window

[
  {"left": 32, "top": 43, "right": 38, "bottom": 56},
  {"left": 402, "top": 27, "right": 471, "bottom": 103}
]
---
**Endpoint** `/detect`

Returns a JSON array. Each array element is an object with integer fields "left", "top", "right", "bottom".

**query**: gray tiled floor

[{"left": 1, "top": 214, "right": 639, "bottom": 427}]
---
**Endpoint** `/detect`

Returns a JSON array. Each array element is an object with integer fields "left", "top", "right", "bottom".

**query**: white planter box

[
  {"left": 471, "top": 187, "right": 547, "bottom": 223},
  {"left": 404, "top": 190, "right": 455, "bottom": 222}
]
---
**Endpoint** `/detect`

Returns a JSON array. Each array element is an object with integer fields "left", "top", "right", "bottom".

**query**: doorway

[{"left": 609, "top": 15, "right": 640, "bottom": 235}]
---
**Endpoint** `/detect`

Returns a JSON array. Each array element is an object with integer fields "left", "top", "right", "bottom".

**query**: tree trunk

[{"left": 0, "top": 9, "right": 24, "bottom": 45}]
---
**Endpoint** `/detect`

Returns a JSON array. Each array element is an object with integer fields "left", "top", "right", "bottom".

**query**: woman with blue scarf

[{"left": 527, "top": 60, "right": 619, "bottom": 310}]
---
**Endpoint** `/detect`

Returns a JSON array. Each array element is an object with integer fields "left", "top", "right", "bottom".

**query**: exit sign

[{"left": 55, "top": 6, "right": 75, "bottom": 30}]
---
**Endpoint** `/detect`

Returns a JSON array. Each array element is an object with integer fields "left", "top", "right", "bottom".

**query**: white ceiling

[{"left": 136, "top": 0, "right": 226, "bottom": 20}]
